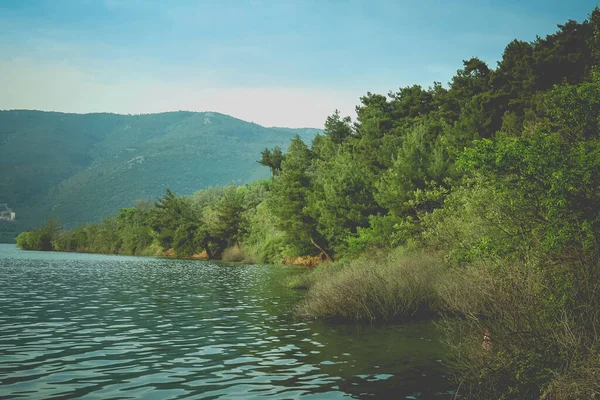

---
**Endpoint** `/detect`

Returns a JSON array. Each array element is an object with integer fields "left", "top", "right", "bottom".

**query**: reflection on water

[{"left": 0, "top": 244, "right": 452, "bottom": 399}]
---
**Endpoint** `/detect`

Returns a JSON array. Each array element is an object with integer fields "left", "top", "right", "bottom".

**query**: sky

[{"left": 0, "top": 0, "right": 597, "bottom": 128}]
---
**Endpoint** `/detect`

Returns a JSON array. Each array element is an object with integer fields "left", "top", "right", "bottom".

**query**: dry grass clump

[
  {"left": 541, "top": 355, "right": 600, "bottom": 399},
  {"left": 286, "top": 263, "right": 342, "bottom": 289},
  {"left": 436, "top": 259, "right": 546, "bottom": 324},
  {"left": 221, "top": 245, "right": 258, "bottom": 264},
  {"left": 436, "top": 260, "right": 551, "bottom": 398},
  {"left": 437, "top": 258, "right": 600, "bottom": 399},
  {"left": 283, "top": 255, "right": 327, "bottom": 267},
  {"left": 296, "top": 250, "right": 447, "bottom": 321}
]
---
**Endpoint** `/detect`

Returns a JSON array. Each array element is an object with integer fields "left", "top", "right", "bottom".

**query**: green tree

[
  {"left": 269, "top": 135, "right": 327, "bottom": 257},
  {"left": 117, "top": 203, "right": 154, "bottom": 254},
  {"left": 308, "top": 148, "right": 379, "bottom": 255},
  {"left": 323, "top": 110, "right": 353, "bottom": 144},
  {"left": 258, "top": 146, "right": 284, "bottom": 176}
]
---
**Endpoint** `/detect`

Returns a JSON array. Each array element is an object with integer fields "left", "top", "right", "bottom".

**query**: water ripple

[{"left": 0, "top": 244, "right": 452, "bottom": 399}]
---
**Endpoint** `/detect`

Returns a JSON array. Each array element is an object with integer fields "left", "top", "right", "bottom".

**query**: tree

[
  {"left": 117, "top": 205, "right": 153, "bottom": 254},
  {"left": 324, "top": 110, "right": 353, "bottom": 144},
  {"left": 211, "top": 185, "right": 246, "bottom": 249},
  {"left": 258, "top": 146, "right": 284, "bottom": 176},
  {"left": 16, "top": 218, "right": 62, "bottom": 251},
  {"left": 269, "top": 135, "right": 328, "bottom": 258},
  {"left": 308, "top": 148, "right": 380, "bottom": 255},
  {"left": 151, "top": 188, "right": 196, "bottom": 251}
]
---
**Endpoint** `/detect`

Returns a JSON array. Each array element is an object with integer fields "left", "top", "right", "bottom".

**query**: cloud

[{"left": 0, "top": 58, "right": 361, "bottom": 128}]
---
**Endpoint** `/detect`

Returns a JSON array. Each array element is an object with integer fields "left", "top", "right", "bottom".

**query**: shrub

[
  {"left": 296, "top": 249, "right": 447, "bottom": 321},
  {"left": 437, "top": 260, "right": 553, "bottom": 398},
  {"left": 221, "top": 245, "right": 258, "bottom": 264},
  {"left": 438, "top": 258, "right": 600, "bottom": 399},
  {"left": 542, "top": 355, "right": 600, "bottom": 399}
]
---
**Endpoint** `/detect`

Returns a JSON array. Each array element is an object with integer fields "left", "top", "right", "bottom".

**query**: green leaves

[
  {"left": 258, "top": 146, "right": 284, "bottom": 176},
  {"left": 324, "top": 110, "right": 353, "bottom": 145},
  {"left": 307, "top": 148, "right": 379, "bottom": 255},
  {"left": 454, "top": 121, "right": 600, "bottom": 259},
  {"left": 16, "top": 218, "right": 62, "bottom": 251},
  {"left": 269, "top": 136, "right": 323, "bottom": 257}
]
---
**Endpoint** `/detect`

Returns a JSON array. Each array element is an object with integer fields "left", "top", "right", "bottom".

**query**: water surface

[{"left": 0, "top": 244, "right": 452, "bottom": 399}]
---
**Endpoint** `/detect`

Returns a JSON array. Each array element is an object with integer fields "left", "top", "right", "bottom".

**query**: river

[{"left": 0, "top": 244, "right": 453, "bottom": 399}]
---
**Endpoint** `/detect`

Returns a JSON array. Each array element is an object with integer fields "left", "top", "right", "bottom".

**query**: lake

[{"left": 0, "top": 244, "right": 453, "bottom": 399}]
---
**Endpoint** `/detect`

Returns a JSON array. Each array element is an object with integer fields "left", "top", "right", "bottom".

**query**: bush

[
  {"left": 542, "top": 355, "right": 600, "bottom": 399},
  {"left": 438, "top": 258, "right": 600, "bottom": 399},
  {"left": 437, "top": 260, "right": 553, "bottom": 398},
  {"left": 221, "top": 245, "right": 258, "bottom": 264},
  {"left": 296, "top": 249, "right": 447, "bottom": 321}
]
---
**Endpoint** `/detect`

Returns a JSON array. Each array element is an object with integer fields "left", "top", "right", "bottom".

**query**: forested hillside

[
  {"left": 0, "top": 110, "right": 318, "bottom": 231},
  {"left": 18, "top": 7, "right": 600, "bottom": 399}
]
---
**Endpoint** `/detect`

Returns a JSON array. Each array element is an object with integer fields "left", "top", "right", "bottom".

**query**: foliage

[
  {"left": 16, "top": 218, "right": 62, "bottom": 251},
  {"left": 258, "top": 146, "right": 284, "bottom": 176}
]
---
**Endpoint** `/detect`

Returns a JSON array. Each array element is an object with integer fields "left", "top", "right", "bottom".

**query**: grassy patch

[
  {"left": 221, "top": 245, "right": 259, "bottom": 264},
  {"left": 438, "top": 259, "right": 600, "bottom": 399},
  {"left": 295, "top": 249, "right": 447, "bottom": 322},
  {"left": 542, "top": 356, "right": 600, "bottom": 399},
  {"left": 286, "top": 263, "right": 342, "bottom": 289}
]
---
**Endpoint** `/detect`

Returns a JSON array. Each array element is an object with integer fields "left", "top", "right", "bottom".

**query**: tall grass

[
  {"left": 295, "top": 249, "right": 447, "bottom": 321},
  {"left": 221, "top": 245, "right": 258, "bottom": 264},
  {"left": 542, "top": 356, "right": 600, "bottom": 399},
  {"left": 437, "top": 260, "right": 552, "bottom": 398},
  {"left": 294, "top": 249, "right": 600, "bottom": 398},
  {"left": 286, "top": 262, "right": 342, "bottom": 289},
  {"left": 437, "top": 258, "right": 600, "bottom": 399}
]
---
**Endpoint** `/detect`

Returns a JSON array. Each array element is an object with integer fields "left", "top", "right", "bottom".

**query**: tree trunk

[
  {"left": 310, "top": 236, "right": 333, "bottom": 262},
  {"left": 204, "top": 242, "right": 213, "bottom": 259}
]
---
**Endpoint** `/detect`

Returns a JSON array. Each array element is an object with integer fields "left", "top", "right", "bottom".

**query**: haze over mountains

[{"left": 0, "top": 110, "right": 319, "bottom": 231}]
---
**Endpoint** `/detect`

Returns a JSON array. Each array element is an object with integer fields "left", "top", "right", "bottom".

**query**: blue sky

[{"left": 0, "top": 0, "right": 597, "bottom": 127}]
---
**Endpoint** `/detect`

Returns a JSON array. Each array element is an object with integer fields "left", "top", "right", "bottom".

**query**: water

[{"left": 0, "top": 244, "right": 452, "bottom": 399}]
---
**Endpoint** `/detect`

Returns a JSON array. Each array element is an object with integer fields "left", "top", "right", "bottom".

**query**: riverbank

[
  {"left": 292, "top": 246, "right": 600, "bottom": 399},
  {"left": 291, "top": 248, "right": 444, "bottom": 322}
]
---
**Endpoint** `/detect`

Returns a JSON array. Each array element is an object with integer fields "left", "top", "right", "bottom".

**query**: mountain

[{"left": 0, "top": 110, "right": 319, "bottom": 231}]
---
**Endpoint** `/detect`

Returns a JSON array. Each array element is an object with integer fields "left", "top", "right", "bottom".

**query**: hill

[{"left": 0, "top": 110, "right": 319, "bottom": 232}]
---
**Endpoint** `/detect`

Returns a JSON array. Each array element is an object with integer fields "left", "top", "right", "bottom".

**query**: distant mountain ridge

[{"left": 0, "top": 110, "right": 320, "bottom": 231}]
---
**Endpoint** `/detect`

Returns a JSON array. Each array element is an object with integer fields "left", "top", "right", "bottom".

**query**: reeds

[{"left": 295, "top": 249, "right": 446, "bottom": 321}]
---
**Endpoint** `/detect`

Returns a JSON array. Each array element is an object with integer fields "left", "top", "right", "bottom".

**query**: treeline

[
  {"left": 16, "top": 184, "right": 281, "bottom": 263},
  {"left": 17, "top": 8, "right": 600, "bottom": 398}
]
